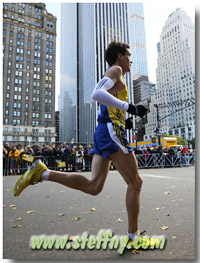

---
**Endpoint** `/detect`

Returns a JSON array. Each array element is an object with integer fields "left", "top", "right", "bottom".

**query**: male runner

[{"left": 14, "top": 41, "right": 147, "bottom": 246}]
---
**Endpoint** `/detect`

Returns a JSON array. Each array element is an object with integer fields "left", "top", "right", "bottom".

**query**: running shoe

[
  {"left": 126, "top": 231, "right": 157, "bottom": 250},
  {"left": 13, "top": 159, "right": 47, "bottom": 197}
]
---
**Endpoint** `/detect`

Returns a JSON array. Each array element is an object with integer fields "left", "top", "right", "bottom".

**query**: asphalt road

[{"left": 3, "top": 166, "right": 195, "bottom": 262}]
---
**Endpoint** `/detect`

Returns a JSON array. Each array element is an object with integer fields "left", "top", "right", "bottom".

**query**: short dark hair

[{"left": 105, "top": 41, "right": 130, "bottom": 66}]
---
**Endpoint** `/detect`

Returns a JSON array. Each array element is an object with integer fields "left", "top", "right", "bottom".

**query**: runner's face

[{"left": 120, "top": 49, "right": 132, "bottom": 73}]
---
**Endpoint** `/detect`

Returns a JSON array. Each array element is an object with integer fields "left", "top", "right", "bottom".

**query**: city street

[{"left": 3, "top": 166, "right": 195, "bottom": 261}]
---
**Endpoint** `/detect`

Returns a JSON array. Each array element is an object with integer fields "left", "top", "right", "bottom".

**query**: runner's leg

[
  {"left": 48, "top": 154, "right": 111, "bottom": 196},
  {"left": 110, "top": 147, "right": 142, "bottom": 234}
]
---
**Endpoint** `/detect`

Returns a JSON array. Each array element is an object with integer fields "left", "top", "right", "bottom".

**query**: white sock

[
  {"left": 127, "top": 230, "right": 139, "bottom": 241},
  {"left": 41, "top": 169, "right": 50, "bottom": 181}
]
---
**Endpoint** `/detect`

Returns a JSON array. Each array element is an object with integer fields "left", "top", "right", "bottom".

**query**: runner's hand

[
  {"left": 127, "top": 104, "right": 147, "bottom": 118},
  {"left": 125, "top": 117, "right": 133, "bottom": 130}
]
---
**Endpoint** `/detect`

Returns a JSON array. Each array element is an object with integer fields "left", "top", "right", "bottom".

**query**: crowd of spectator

[
  {"left": 3, "top": 142, "right": 195, "bottom": 175},
  {"left": 133, "top": 144, "right": 194, "bottom": 155},
  {"left": 133, "top": 145, "right": 195, "bottom": 167},
  {"left": 3, "top": 142, "right": 93, "bottom": 175}
]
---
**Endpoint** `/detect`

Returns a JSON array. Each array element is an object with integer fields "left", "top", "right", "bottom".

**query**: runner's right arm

[{"left": 91, "top": 66, "right": 147, "bottom": 118}]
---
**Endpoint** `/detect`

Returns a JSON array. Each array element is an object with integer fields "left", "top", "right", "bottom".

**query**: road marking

[{"left": 141, "top": 174, "right": 192, "bottom": 180}]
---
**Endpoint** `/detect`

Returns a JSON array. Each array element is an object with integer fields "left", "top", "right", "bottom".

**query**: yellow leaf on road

[
  {"left": 26, "top": 210, "right": 35, "bottom": 214},
  {"left": 74, "top": 217, "right": 81, "bottom": 221},
  {"left": 11, "top": 224, "right": 21, "bottom": 228},
  {"left": 164, "top": 191, "right": 171, "bottom": 195},
  {"left": 130, "top": 249, "right": 140, "bottom": 254},
  {"left": 116, "top": 218, "right": 123, "bottom": 222},
  {"left": 90, "top": 207, "right": 97, "bottom": 211},
  {"left": 16, "top": 218, "right": 23, "bottom": 221},
  {"left": 160, "top": 225, "right": 168, "bottom": 230}
]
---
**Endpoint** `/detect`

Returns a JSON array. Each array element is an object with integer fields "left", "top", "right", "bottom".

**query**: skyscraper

[
  {"left": 3, "top": 3, "right": 57, "bottom": 144},
  {"left": 59, "top": 3, "right": 148, "bottom": 143},
  {"left": 145, "top": 8, "right": 195, "bottom": 141}
]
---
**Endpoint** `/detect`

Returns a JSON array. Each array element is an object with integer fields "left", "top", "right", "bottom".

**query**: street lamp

[{"left": 154, "top": 104, "right": 161, "bottom": 145}]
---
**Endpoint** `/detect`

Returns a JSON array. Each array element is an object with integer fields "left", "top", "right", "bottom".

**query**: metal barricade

[
  {"left": 135, "top": 153, "right": 195, "bottom": 168},
  {"left": 3, "top": 153, "right": 195, "bottom": 176},
  {"left": 136, "top": 154, "right": 164, "bottom": 168}
]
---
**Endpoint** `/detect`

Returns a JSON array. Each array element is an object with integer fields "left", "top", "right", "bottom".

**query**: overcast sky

[{"left": 45, "top": 1, "right": 195, "bottom": 109}]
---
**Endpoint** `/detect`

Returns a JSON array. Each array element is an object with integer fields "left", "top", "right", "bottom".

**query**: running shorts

[{"left": 90, "top": 122, "right": 133, "bottom": 158}]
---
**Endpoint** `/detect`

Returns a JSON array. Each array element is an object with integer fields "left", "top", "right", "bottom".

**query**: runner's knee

[
  {"left": 88, "top": 181, "right": 103, "bottom": 196},
  {"left": 129, "top": 173, "right": 143, "bottom": 192}
]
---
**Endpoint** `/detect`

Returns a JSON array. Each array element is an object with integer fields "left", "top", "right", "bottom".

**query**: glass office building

[
  {"left": 60, "top": 3, "right": 148, "bottom": 143},
  {"left": 128, "top": 4, "right": 148, "bottom": 80}
]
